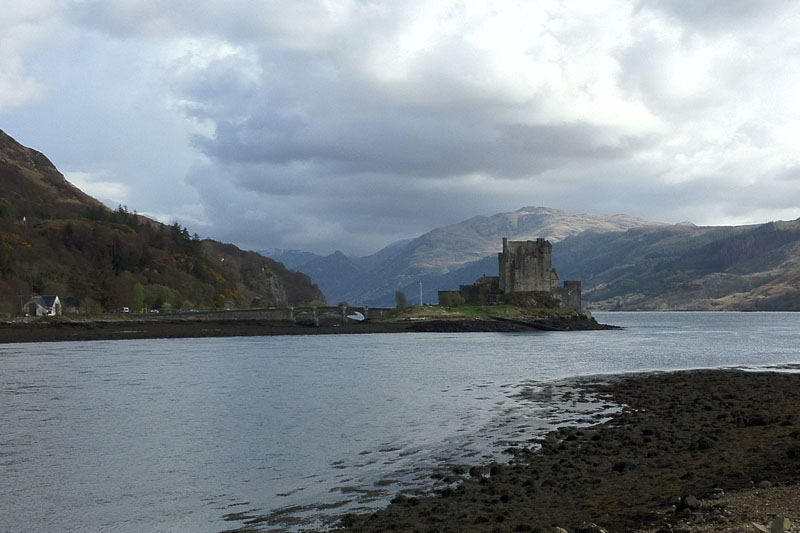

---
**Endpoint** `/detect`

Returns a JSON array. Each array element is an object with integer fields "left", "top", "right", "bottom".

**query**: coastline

[
  {"left": 334, "top": 369, "right": 800, "bottom": 532},
  {"left": 0, "top": 313, "right": 613, "bottom": 344}
]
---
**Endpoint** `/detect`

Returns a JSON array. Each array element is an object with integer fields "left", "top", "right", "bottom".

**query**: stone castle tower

[
  {"left": 498, "top": 238, "right": 560, "bottom": 293},
  {"left": 440, "top": 237, "right": 582, "bottom": 310}
]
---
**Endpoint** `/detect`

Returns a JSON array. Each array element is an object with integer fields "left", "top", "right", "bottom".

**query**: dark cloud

[{"left": 192, "top": 76, "right": 656, "bottom": 188}]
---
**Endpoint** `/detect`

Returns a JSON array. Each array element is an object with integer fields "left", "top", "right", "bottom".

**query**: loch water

[{"left": 2, "top": 312, "right": 799, "bottom": 532}]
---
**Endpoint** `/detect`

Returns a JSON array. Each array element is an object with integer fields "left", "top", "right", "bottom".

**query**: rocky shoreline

[
  {"left": 0, "top": 313, "right": 613, "bottom": 344},
  {"left": 335, "top": 369, "right": 800, "bottom": 533}
]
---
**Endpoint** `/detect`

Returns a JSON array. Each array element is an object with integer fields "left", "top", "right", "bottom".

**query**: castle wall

[
  {"left": 458, "top": 275, "right": 500, "bottom": 305},
  {"left": 553, "top": 281, "right": 582, "bottom": 310}
]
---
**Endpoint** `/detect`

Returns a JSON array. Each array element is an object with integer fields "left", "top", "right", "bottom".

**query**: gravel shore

[{"left": 336, "top": 369, "right": 800, "bottom": 533}]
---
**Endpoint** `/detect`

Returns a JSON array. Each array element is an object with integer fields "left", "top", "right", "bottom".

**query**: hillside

[
  {"left": 265, "top": 207, "right": 656, "bottom": 306},
  {"left": 0, "top": 128, "right": 324, "bottom": 316},
  {"left": 553, "top": 220, "right": 800, "bottom": 310}
]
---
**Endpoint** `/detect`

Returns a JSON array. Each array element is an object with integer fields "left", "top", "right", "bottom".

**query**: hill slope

[
  {"left": 0, "top": 128, "right": 324, "bottom": 315},
  {"left": 553, "top": 220, "right": 800, "bottom": 310}
]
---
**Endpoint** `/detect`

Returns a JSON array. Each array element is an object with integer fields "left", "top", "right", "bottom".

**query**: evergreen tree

[{"left": 395, "top": 291, "right": 408, "bottom": 310}]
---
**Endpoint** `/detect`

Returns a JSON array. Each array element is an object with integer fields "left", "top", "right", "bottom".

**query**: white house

[{"left": 24, "top": 295, "right": 62, "bottom": 317}]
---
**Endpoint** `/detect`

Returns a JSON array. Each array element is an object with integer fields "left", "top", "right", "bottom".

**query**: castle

[{"left": 439, "top": 238, "right": 582, "bottom": 310}]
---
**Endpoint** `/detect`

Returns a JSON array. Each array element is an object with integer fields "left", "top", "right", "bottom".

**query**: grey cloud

[
  {"left": 185, "top": 163, "right": 447, "bottom": 254},
  {"left": 68, "top": 0, "right": 406, "bottom": 51},
  {"left": 773, "top": 165, "right": 800, "bottom": 183},
  {"left": 198, "top": 105, "right": 654, "bottom": 182},
  {"left": 68, "top": 1, "right": 257, "bottom": 40},
  {"left": 616, "top": 36, "right": 712, "bottom": 114},
  {"left": 636, "top": 0, "right": 797, "bottom": 35},
  {"left": 173, "top": 13, "right": 657, "bottom": 181},
  {"left": 186, "top": 149, "right": 683, "bottom": 255},
  {"left": 173, "top": 67, "right": 262, "bottom": 123}
]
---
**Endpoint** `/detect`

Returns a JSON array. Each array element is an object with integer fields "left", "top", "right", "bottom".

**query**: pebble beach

[{"left": 336, "top": 369, "right": 800, "bottom": 532}]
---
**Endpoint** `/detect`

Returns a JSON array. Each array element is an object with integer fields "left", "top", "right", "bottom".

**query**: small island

[{"left": 417, "top": 236, "right": 606, "bottom": 332}]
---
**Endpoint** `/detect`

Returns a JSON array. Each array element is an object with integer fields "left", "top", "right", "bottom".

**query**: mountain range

[
  {"left": 263, "top": 207, "right": 657, "bottom": 306},
  {"left": 265, "top": 208, "right": 800, "bottom": 311},
  {"left": 0, "top": 128, "right": 324, "bottom": 315}
]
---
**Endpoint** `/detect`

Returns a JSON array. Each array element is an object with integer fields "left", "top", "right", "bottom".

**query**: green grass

[{"left": 384, "top": 304, "right": 576, "bottom": 321}]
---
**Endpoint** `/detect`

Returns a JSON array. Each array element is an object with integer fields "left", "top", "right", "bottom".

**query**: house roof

[{"left": 30, "top": 295, "right": 60, "bottom": 308}]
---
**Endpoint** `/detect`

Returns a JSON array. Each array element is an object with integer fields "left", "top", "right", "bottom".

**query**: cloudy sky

[{"left": 2, "top": 1, "right": 799, "bottom": 256}]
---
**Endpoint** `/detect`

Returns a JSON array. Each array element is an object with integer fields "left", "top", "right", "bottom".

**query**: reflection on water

[{"left": 1, "top": 312, "right": 799, "bottom": 532}]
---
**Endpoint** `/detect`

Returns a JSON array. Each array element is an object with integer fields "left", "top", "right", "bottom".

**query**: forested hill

[{"left": 0, "top": 128, "right": 324, "bottom": 315}]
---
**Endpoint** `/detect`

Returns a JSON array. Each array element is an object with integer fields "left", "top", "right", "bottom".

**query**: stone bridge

[{"left": 293, "top": 306, "right": 392, "bottom": 326}]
